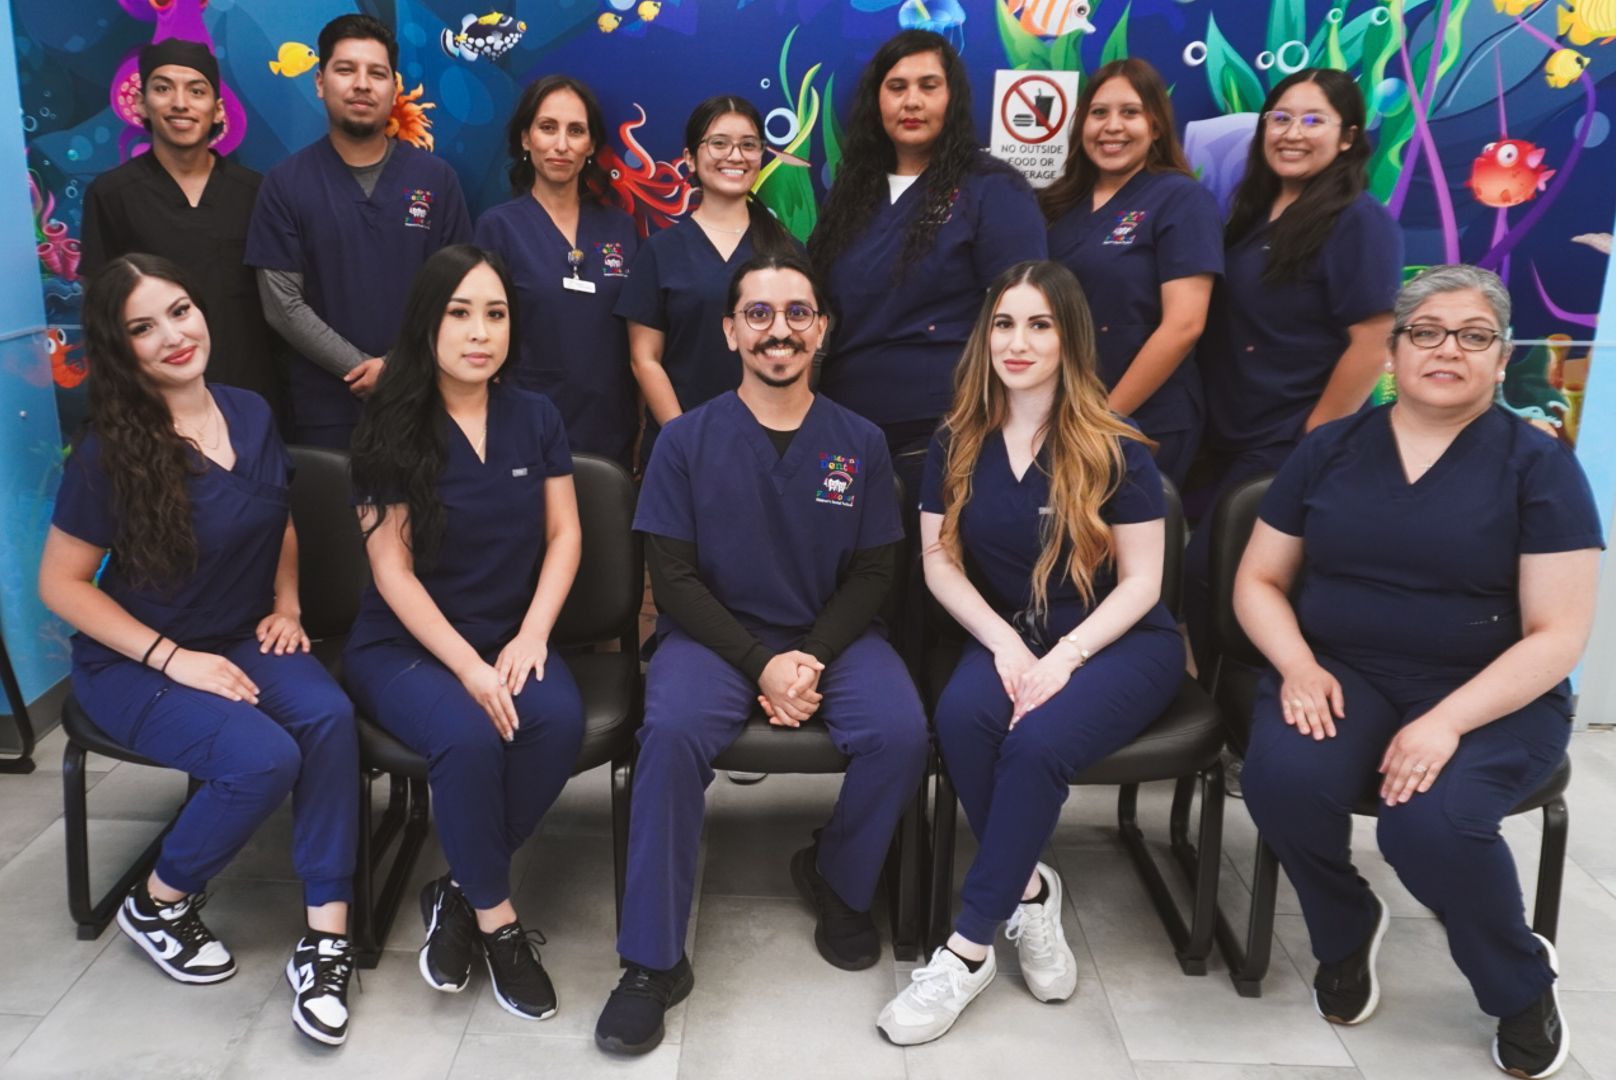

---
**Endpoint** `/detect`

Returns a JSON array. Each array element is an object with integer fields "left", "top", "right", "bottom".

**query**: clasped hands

[
  {"left": 993, "top": 637, "right": 1082, "bottom": 729},
  {"left": 756, "top": 650, "right": 825, "bottom": 727}
]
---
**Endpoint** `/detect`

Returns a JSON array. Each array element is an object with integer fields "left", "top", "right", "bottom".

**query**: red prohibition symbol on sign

[{"left": 1001, "top": 75, "right": 1067, "bottom": 145}]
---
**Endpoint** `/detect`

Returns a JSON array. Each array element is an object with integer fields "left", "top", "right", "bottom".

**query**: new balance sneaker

[
  {"left": 418, "top": 875, "right": 477, "bottom": 992},
  {"left": 1314, "top": 892, "right": 1389, "bottom": 1025},
  {"left": 481, "top": 922, "right": 557, "bottom": 1020},
  {"left": 877, "top": 946, "right": 997, "bottom": 1046},
  {"left": 790, "top": 840, "right": 880, "bottom": 970},
  {"left": 595, "top": 955, "right": 695, "bottom": 1056},
  {"left": 1493, "top": 934, "right": 1570, "bottom": 1079},
  {"left": 1005, "top": 862, "right": 1077, "bottom": 1002},
  {"left": 115, "top": 887, "right": 235, "bottom": 984},
  {"left": 285, "top": 933, "right": 354, "bottom": 1046}
]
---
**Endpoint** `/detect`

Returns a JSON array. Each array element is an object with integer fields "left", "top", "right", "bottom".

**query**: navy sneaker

[{"left": 595, "top": 955, "right": 694, "bottom": 1055}]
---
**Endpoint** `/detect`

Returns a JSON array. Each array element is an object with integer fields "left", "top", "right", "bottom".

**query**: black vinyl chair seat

[
  {"left": 712, "top": 712, "right": 850, "bottom": 774},
  {"left": 61, "top": 695, "right": 163, "bottom": 768}
]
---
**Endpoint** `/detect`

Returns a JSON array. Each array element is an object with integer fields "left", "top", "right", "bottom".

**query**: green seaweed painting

[{"left": 754, "top": 26, "right": 826, "bottom": 242}]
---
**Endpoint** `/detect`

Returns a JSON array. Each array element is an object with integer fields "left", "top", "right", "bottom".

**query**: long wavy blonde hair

[{"left": 936, "top": 260, "right": 1151, "bottom": 619}]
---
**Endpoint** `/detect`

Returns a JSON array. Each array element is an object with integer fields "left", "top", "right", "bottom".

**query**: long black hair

[
  {"left": 504, "top": 74, "right": 614, "bottom": 201},
  {"left": 808, "top": 30, "right": 987, "bottom": 281},
  {"left": 80, "top": 254, "right": 209, "bottom": 589},
  {"left": 683, "top": 95, "right": 796, "bottom": 257},
  {"left": 350, "top": 244, "right": 519, "bottom": 570},
  {"left": 1224, "top": 68, "right": 1371, "bottom": 284}
]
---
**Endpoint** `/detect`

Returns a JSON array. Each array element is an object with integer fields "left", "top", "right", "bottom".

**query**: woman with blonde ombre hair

[{"left": 877, "top": 260, "right": 1183, "bottom": 1045}]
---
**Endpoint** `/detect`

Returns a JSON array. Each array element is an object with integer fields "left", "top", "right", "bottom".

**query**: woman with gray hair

[{"left": 1233, "top": 265, "right": 1601, "bottom": 1078}]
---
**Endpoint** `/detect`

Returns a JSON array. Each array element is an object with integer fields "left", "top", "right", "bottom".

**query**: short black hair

[
  {"left": 726, "top": 251, "right": 825, "bottom": 315},
  {"left": 318, "top": 14, "right": 398, "bottom": 71}
]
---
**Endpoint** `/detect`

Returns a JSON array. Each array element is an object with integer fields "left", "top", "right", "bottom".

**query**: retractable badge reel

[{"left": 562, "top": 247, "right": 596, "bottom": 293}]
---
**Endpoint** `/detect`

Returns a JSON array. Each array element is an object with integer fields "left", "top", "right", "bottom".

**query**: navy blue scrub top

[
  {"left": 51, "top": 386, "right": 290, "bottom": 671},
  {"left": 245, "top": 137, "right": 473, "bottom": 430},
  {"left": 1259, "top": 405, "right": 1604, "bottom": 688},
  {"left": 475, "top": 196, "right": 640, "bottom": 464},
  {"left": 614, "top": 218, "right": 798, "bottom": 413},
  {"left": 347, "top": 384, "right": 574, "bottom": 654},
  {"left": 819, "top": 157, "right": 1047, "bottom": 429},
  {"left": 919, "top": 423, "right": 1175, "bottom": 643},
  {"left": 1047, "top": 170, "right": 1224, "bottom": 438},
  {"left": 634, "top": 391, "right": 903, "bottom": 637},
  {"left": 1201, "top": 192, "right": 1402, "bottom": 453}
]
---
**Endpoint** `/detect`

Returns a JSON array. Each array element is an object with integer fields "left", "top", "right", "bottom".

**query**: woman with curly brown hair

[{"left": 37, "top": 254, "right": 360, "bottom": 1047}]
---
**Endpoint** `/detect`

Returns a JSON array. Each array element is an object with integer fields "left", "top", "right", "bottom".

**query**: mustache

[{"left": 755, "top": 336, "right": 805, "bottom": 354}]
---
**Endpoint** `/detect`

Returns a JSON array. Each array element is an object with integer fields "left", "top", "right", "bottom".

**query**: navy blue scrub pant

[
  {"left": 935, "top": 625, "right": 1183, "bottom": 945},
  {"left": 617, "top": 628, "right": 930, "bottom": 971},
  {"left": 72, "top": 642, "right": 359, "bottom": 906},
  {"left": 344, "top": 642, "right": 585, "bottom": 910},
  {"left": 1241, "top": 653, "right": 1569, "bottom": 1018}
]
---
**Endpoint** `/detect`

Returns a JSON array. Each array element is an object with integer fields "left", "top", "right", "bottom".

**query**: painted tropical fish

[
  {"left": 1466, "top": 139, "right": 1556, "bottom": 207},
  {"left": 1009, "top": 0, "right": 1095, "bottom": 37},
  {"left": 1544, "top": 47, "right": 1591, "bottom": 86},
  {"left": 269, "top": 42, "right": 318, "bottom": 78},
  {"left": 440, "top": 11, "right": 527, "bottom": 62},
  {"left": 1493, "top": 0, "right": 1547, "bottom": 14},
  {"left": 638, "top": 1, "right": 661, "bottom": 21},
  {"left": 1557, "top": 0, "right": 1616, "bottom": 46},
  {"left": 598, "top": 12, "right": 622, "bottom": 31}
]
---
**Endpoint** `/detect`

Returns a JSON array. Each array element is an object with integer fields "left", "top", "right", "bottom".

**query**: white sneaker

[
  {"left": 1005, "top": 863, "right": 1077, "bottom": 1002},
  {"left": 876, "top": 947, "right": 996, "bottom": 1046}
]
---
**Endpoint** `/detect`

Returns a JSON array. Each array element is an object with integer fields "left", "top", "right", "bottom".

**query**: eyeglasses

[
  {"left": 733, "top": 302, "right": 820, "bottom": 331},
  {"left": 1263, "top": 109, "right": 1340, "bottom": 133},
  {"left": 700, "top": 135, "right": 764, "bottom": 158},
  {"left": 1396, "top": 324, "right": 1505, "bottom": 352}
]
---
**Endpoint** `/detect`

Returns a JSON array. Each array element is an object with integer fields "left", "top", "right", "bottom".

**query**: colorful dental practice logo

[
  {"left": 597, "top": 241, "right": 629, "bottom": 277},
  {"left": 404, "top": 188, "right": 435, "bottom": 229},
  {"left": 815, "top": 452, "right": 859, "bottom": 509},
  {"left": 1103, "top": 209, "right": 1146, "bottom": 246}
]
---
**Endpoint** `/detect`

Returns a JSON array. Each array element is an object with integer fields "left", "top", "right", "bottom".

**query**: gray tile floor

[{"left": 1, "top": 722, "right": 1614, "bottom": 1079}]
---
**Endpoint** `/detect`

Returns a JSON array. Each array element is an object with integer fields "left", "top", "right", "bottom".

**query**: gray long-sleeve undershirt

[{"left": 254, "top": 142, "right": 395, "bottom": 379}]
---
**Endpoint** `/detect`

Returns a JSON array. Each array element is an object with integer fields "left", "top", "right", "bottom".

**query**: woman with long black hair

[
  {"left": 811, "top": 29, "right": 1047, "bottom": 495},
  {"left": 343, "top": 244, "right": 585, "bottom": 1021},
  {"left": 38, "top": 254, "right": 359, "bottom": 1046}
]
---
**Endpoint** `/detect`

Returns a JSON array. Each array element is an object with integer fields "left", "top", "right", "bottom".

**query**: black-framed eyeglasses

[
  {"left": 1396, "top": 323, "right": 1505, "bottom": 352},
  {"left": 700, "top": 135, "right": 764, "bottom": 157},
  {"left": 732, "top": 303, "right": 820, "bottom": 332}
]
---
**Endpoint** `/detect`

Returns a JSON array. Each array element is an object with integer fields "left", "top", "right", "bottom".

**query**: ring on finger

[
  {"left": 1288, "top": 698, "right": 1304, "bottom": 708},
  {"left": 1411, "top": 763, "right": 1429, "bottom": 775}
]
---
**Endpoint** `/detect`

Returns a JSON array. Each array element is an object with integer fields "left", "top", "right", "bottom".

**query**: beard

[{"left": 335, "top": 114, "right": 387, "bottom": 139}]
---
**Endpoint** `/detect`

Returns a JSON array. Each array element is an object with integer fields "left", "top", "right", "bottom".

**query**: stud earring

[{"left": 1495, "top": 370, "right": 1506, "bottom": 383}]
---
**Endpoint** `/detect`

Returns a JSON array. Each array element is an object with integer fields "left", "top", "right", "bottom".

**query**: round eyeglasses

[
  {"left": 733, "top": 303, "right": 820, "bottom": 332},
  {"left": 1396, "top": 324, "right": 1505, "bottom": 352},
  {"left": 700, "top": 135, "right": 764, "bottom": 158}
]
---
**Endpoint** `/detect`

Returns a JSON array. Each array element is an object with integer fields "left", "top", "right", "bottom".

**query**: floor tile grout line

[{"left": 1047, "top": 844, "right": 1144, "bottom": 1079}]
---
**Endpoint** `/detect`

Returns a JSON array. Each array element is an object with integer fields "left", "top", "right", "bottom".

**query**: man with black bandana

[{"left": 81, "top": 40, "right": 285, "bottom": 420}]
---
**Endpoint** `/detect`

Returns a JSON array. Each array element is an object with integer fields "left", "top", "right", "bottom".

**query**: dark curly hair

[
  {"left": 1224, "top": 68, "right": 1371, "bottom": 284},
  {"left": 808, "top": 30, "right": 986, "bottom": 282},
  {"left": 79, "top": 254, "right": 207, "bottom": 589},
  {"left": 350, "top": 244, "right": 518, "bottom": 571},
  {"left": 505, "top": 74, "right": 614, "bottom": 201},
  {"left": 683, "top": 95, "right": 797, "bottom": 257}
]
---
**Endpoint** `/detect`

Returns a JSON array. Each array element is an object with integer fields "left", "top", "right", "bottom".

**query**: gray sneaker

[
  {"left": 1005, "top": 862, "right": 1077, "bottom": 1002},
  {"left": 877, "top": 947, "right": 996, "bottom": 1046}
]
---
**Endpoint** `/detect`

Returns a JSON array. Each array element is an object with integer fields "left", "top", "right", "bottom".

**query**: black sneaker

[
  {"left": 1493, "top": 934, "right": 1569, "bottom": 1079},
  {"left": 285, "top": 932, "right": 355, "bottom": 1046},
  {"left": 791, "top": 839, "right": 880, "bottom": 970},
  {"left": 115, "top": 887, "right": 236, "bottom": 984},
  {"left": 418, "top": 875, "right": 477, "bottom": 992},
  {"left": 481, "top": 922, "right": 557, "bottom": 1020},
  {"left": 1314, "top": 892, "right": 1388, "bottom": 1025},
  {"left": 595, "top": 955, "right": 695, "bottom": 1056}
]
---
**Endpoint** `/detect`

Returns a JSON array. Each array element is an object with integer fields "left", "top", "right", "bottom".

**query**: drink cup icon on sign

[{"left": 1014, "top": 92, "right": 1056, "bottom": 129}]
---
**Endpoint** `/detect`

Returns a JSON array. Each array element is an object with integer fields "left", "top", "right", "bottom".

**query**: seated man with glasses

[{"left": 595, "top": 252, "right": 928, "bottom": 1057}]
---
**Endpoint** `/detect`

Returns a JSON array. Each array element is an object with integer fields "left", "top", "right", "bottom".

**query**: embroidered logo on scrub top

[
  {"left": 596, "top": 242, "right": 629, "bottom": 277},
  {"left": 1102, "top": 210, "right": 1146, "bottom": 246},
  {"left": 918, "top": 187, "right": 962, "bottom": 227},
  {"left": 404, "top": 189, "right": 435, "bottom": 230},
  {"left": 815, "top": 452, "right": 859, "bottom": 509}
]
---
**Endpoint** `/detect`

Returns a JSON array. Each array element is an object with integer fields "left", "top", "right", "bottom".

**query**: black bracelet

[
  {"left": 159, "top": 641, "right": 181, "bottom": 674},
  {"left": 141, "top": 633, "right": 165, "bottom": 668}
]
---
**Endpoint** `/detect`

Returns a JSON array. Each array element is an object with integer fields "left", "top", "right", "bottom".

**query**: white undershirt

[{"left": 887, "top": 173, "right": 920, "bottom": 204}]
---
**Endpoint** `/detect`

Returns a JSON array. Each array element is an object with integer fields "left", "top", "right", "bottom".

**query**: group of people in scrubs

[{"left": 40, "top": 16, "right": 1600, "bottom": 1079}]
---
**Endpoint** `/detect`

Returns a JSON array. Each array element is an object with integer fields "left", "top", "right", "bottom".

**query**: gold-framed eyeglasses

[
  {"left": 733, "top": 302, "right": 820, "bottom": 331},
  {"left": 1396, "top": 324, "right": 1504, "bottom": 351}
]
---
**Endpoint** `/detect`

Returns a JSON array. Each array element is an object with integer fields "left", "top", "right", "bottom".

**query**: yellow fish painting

[
  {"left": 1558, "top": 0, "right": 1616, "bottom": 46},
  {"left": 269, "top": 42, "right": 318, "bottom": 78},
  {"left": 1492, "top": 0, "right": 1546, "bottom": 14},
  {"left": 638, "top": 1, "right": 662, "bottom": 20},
  {"left": 1544, "top": 47, "right": 1591, "bottom": 85},
  {"left": 598, "top": 12, "right": 622, "bottom": 32}
]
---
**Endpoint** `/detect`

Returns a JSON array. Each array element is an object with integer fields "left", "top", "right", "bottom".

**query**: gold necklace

[
  {"left": 694, "top": 211, "right": 746, "bottom": 235},
  {"left": 175, "top": 397, "right": 221, "bottom": 452}
]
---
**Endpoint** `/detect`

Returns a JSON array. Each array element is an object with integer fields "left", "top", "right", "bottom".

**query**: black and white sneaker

[
  {"left": 1493, "top": 934, "right": 1570, "bottom": 1079},
  {"left": 418, "top": 875, "right": 478, "bottom": 992},
  {"left": 481, "top": 922, "right": 557, "bottom": 1020},
  {"left": 286, "top": 933, "right": 355, "bottom": 1046},
  {"left": 1314, "top": 892, "right": 1388, "bottom": 1025},
  {"left": 115, "top": 887, "right": 236, "bottom": 984}
]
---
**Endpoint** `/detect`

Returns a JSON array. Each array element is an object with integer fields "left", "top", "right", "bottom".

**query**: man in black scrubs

[{"left": 80, "top": 40, "right": 284, "bottom": 419}]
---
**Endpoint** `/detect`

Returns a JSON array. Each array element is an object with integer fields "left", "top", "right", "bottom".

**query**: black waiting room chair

[
  {"left": 288, "top": 446, "right": 643, "bottom": 968},
  {"left": 1202, "top": 474, "right": 1572, "bottom": 997},
  {"left": 922, "top": 477, "right": 1228, "bottom": 973}
]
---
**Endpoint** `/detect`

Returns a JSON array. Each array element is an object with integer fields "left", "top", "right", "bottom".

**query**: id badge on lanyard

[{"left": 563, "top": 247, "right": 596, "bottom": 294}]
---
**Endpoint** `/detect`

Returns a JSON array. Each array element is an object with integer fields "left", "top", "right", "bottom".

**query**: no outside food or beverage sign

[{"left": 989, "top": 69, "right": 1080, "bottom": 189}]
